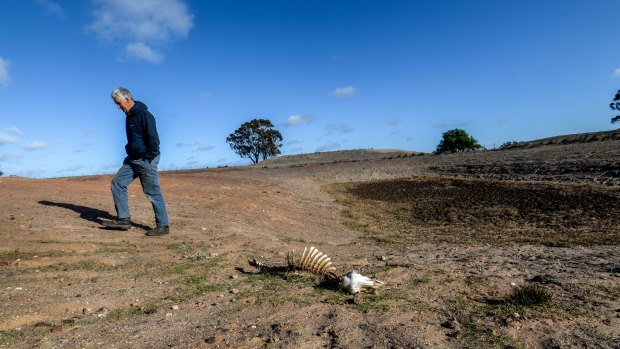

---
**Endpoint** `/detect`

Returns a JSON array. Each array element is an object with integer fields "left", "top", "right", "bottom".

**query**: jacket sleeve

[{"left": 141, "top": 112, "right": 160, "bottom": 159}]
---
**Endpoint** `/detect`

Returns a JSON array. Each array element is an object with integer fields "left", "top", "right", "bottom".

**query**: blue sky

[{"left": 1, "top": 0, "right": 619, "bottom": 178}]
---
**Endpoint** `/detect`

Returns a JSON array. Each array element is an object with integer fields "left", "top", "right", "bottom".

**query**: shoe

[
  {"left": 146, "top": 226, "right": 169, "bottom": 236},
  {"left": 102, "top": 218, "right": 131, "bottom": 230}
]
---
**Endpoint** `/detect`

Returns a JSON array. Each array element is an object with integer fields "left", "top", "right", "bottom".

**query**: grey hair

[{"left": 111, "top": 87, "right": 133, "bottom": 101}]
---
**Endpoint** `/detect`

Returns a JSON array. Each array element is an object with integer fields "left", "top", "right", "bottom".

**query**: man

[{"left": 103, "top": 87, "right": 170, "bottom": 236}]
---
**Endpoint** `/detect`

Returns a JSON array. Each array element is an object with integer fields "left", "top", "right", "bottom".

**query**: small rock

[
  {"left": 210, "top": 253, "right": 218, "bottom": 257},
  {"left": 34, "top": 322, "right": 52, "bottom": 328},
  {"left": 230, "top": 275, "right": 238, "bottom": 280},
  {"left": 95, "top": 307, "right": 109, "bottom": 318},
  {"left": 230, "top": 289, "right": 239, "bottom": 295},
  {"left": 171, "top": 305, "right": 179, "bottom": 310},
  {"left": 201, "top": 227, "right": 207, "bottom": 231},
  {"left": 61, "top": 318, "right": 75, "bottom": 324},
  {"left": 82, "top": 308, "right": 92, "bottom": 315},
  {"left": 205, "top": 336, "right": 216, "bottom": 344},
  {"left": 166, "top": 313, "right": 173, "bottom": 317},
  {"left": 513, "top": 312, "right": 520, "bottom": 319},
  {"left": 51, "top": 325, "right": 63, "bottom": 334}
]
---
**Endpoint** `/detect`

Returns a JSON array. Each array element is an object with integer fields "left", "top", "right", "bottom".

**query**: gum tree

[
  {"left": 436, "top": 128, "right": 481, "bottom": 153},
  {"left": 226, "top": 118, "right": 283, "bottom": 163}
]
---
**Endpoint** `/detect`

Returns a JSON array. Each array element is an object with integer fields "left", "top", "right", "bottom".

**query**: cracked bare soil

[{"left": 1, "top": 141, "right": 619, "bottom": 349}]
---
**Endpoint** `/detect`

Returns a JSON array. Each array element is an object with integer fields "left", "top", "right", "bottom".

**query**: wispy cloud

[
  {"left": 386, "top": 118, "right": 401, "bottom": 126},
  {"left": 614, "top": 68, "right": 620, "bottom": 77},
  {"left": 100, "top": 162, "right": 119, "bottom": 171},
  {"left": 36, "top": 0, "right": 66, "bottom": 19},
  {"left": 59, "top": 164, "right": 87, "bottom": 173},
  {"left": 286, "top": 114, "right": 312, "bottom": 126},
  {"left": 0, "top": 127, "right": 20, "bottom": 144},
  {"left": 196, "top": 145, "right": 215, "bottom": 152},
  {"left": 24, "top": 141, "right": 50, "bottom": 150},
  {"left": 88, "top": 0, "right": 194, "bottom": 63},
  {"left": 199, "top": 92, "right": 214, "bottom": 100},
  {"left": 331, "top": 86, "right": 357, "bottom": 98},
  {"left": 324, "top": 123, "right": 354, "bottom": 134},
  {"left": 176, "top": 142, "right": 199, "bottom": 148},
  {"left": 125, "top": 42, "right": 163, "bottom": 63},
  {"left": 316, "top": 142, "right": 341, "bottom": 152},
  {"left": 0, "top": 153, "right": 22, "bottom": 162},
  {"left": 432, "top": 119, "right": 472, "bottom": 129},
  {"left": 0, "top": 56, "right": 10, "bottom": 87},
  {"left": 287, "top": 139, "right": 302, "bottom": 146}
]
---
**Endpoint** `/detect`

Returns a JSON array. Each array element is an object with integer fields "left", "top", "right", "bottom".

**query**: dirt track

[{"left": 1, "top": 140, "right": 620, "bottom": 348}]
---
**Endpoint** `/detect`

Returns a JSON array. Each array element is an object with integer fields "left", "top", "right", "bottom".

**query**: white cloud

[
  {"left": 88, "top": 0, "right": 194, "bottom": 63},
  {"left": 286, "top": 114, "right": 312, "bottom": 126},
  {"left": 331, "top": 86, "right": 357, "bottom": 98},
  {"left": 324, "top": 123, "right": 354, "bottom": 134},
  {"left": 36, "top": 0, "right": 66, "bottom": 19},
  {"left": 24, "top": 141, "right": 49, "bottom": 150},
  {"left": 125, "top": 42, "right": 163, "bottom": 63},
  {"left": 614, "top": 69, "right": 620, "bottom": 77},
  {"left": 316, "top": 142, "right": 341, "bottom": 152},
  {"left": 0, "top": 57, "right": 10, "bottom": 87},
  {"left": 0, "top": 127, "right": 20, "bottom": 144}
]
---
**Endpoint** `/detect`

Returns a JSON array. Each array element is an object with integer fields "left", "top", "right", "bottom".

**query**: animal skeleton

[{"left": 248, "top": 246, "right": 384, "bottom": 294}]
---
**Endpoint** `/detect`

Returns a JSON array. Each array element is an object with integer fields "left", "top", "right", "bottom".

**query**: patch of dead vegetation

[{"left": 325, "top": 176, "right": 620, "bottom": 246}]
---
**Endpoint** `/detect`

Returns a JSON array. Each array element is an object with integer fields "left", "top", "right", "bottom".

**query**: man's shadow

[{"left": 38, "top": 201, "right": 151, "bottom": 231}]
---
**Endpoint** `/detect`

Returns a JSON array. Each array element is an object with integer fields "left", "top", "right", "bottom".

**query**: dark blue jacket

[{"left": 125, "top": 101, "right": 161, "bottom": 160}]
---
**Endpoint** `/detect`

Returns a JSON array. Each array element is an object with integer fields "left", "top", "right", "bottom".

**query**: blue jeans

[{"left": 111, "top": 155, "right": 169, "bottom": 227}]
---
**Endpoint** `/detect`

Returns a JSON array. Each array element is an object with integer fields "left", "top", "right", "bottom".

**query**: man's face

[{"left": 113, "top": 96, "right": 134, "bottom": 113}]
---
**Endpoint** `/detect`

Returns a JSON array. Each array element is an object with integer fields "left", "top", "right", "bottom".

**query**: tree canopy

[
  {"left": 436, "top": 128, "right": 481, "bottom": 153},
  {"left": 610, "top": 89, "right": 620, "bottom": 124},
  {"left": 226, "top": 118, "right": 283, "bottom": 163}
]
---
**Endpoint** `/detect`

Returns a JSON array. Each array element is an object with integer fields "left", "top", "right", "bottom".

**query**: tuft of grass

[
  {"left": 508, "top": 285, "right": 552, "bottom": 306},
  {"left": 0, "top": 329, "right": 27, "bottom": 346},
  {"left": 605, "top": 286, "right": 620, "bottom": 300}
]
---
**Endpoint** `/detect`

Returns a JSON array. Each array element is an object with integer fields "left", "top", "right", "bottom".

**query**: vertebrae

[{"left": 248, "top": 246, "right": 384, "bottom": 294}]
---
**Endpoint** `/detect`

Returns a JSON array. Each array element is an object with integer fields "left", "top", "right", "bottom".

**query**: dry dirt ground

[{"left": 1, "top": 141, "right": 620, "bottom": 349}]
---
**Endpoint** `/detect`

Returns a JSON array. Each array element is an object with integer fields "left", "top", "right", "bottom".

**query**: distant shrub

[{"left": 499, "top": 141, "right": 519, "bottom": 150}]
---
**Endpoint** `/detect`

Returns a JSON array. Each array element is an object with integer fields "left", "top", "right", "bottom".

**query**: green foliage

[
  {"left": 436, "top": 128, "right": 481, "bottom": 153},
  {"left": 499, "top": 141, "right": 519, "bottom": 150},
  {"left": 609, "top": 89, "right": 620, "bottom": 123},
  {"left": 226, "top": 118, "right": 283, "bottom": 163}
]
